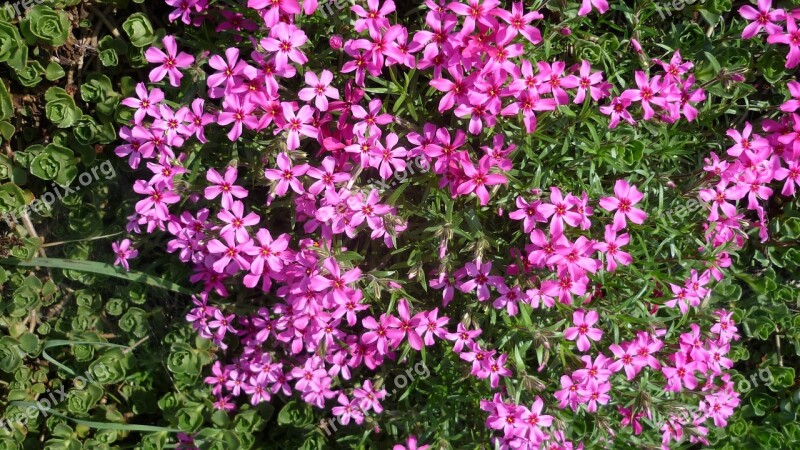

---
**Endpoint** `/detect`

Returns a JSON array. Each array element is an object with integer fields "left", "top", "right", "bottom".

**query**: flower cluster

[
  {"left": 740, "top": 0, "right": 800, "bottom": 68},
  {"left": 109, "top": 0, "right": 764, "bottom": 448},
  {"left": 600, "top": 50, "right": 706, "bottom": 128}
]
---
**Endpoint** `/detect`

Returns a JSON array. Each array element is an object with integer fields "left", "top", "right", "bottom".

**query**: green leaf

[
  {"left": 122, "top": 13, "right": 155, "bottom": 48},
  {"left": 45, "top": 61, "right": 66, "bottom": 81},
  {"left": 0, "top": 257, "right": 193, "bottom": 295}
]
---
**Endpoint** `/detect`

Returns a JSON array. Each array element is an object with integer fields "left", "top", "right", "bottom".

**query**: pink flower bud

[
  {"left": 630, "top": 38, "right": 643, "bottom": 53},
  {"left": 329, "top": 35, "right": 343, "bottom": 50},
  {"left": 560, "top": 27, "right": 572, "bottom": 36}
]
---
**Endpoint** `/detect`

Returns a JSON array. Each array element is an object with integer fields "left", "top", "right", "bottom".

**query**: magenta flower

[
  {"left": 352, "top": 98, "right": 393, "bottom": 137},
  {"left": 599, "top": 180, "right": 647, "bottom": 230},
  {"left": 370, "top": 132, "right": 407, "bottom": 179},
  {"left": 593, "top": 225, "right": 632, "bottom": 271},
  {"left": 599, "top": 94, "right": 636, "bottom": 129},
  {"left": 306, "top": 157, "right": 350, "bottom": 195},
  {"left": 495, "top": 2, "right": 543, "bottom": 44},
  {"left": 218, "top": 201, "right": 260, "bottom": 243},
  {"left": 445, "top": 323, "right": 481, "bottom": 353},
  {"left": 248, "top": 0, "right": 301, "bottom": 27},
  {"left": 264, "top": 153, "right": 310, "bottom": 196},
  {"left": 260, "top": 23, "right": 308, "bottom": 71},
  {"left": 144, "top": 35, "right": 195, "bottom": 87},
  {"left": 133, "top": 180, "right": 181, "bottom": 221},
  {"left": 458, "top": 260, "right": 504, "bottom": 301},
  {"left": 393, "top": 435, "right": 429, "bottom": 450},
  {"left": 448, "top": 0, "right": 500, "bottom": 36},
  {"left": 662, "top": 352, "right": 698, "bottom": 392},
  {"left": 121, "top": 83, "right": 163, "bottom": 124},
  {"left": 207, "top": 233, "right": 254, "bottom": 273},
  {"left": 204, "top": 167, "right": 248, "bottom": 210},
  {"left": 563, "top": 309, "right": 603, "bottom": 352},
  {"left": 112, "top": 239, "right": 138, "bottom": 271},
  {"left": 457, "top": 156, "right": 507, "bottom": 205},
  {"left": 352, "top": 0, "right": 395, "bottom": 34},
  {"left": 353, "top": 379, "right": 386, "bottom": 413},
  {"left": 385, "top": 298, "right": 424, "bottom": 350},
  {"left": 298, "top": 70, "right": 339, "bottom": 111},
  {"left": 332, "top": 393, "right": 365, "bottom": 425},
  {"left": 572, "top": 60, "right": 609, "bottom": 104},
  {"left": 217, "top": 95, "right": 259, "bottom": 141},
  {"left": 281, "top": 104, "right": 318, "bottom": 150},
  {"left": 624, "top": 71, "right": 664, "bottom": 120},
  {"left": 207, "top": 47, "right": 258, "bottom": 96},
  {"left": 414, "top": 308, "right": 449, "bottom": 346},
  {"left": 740, "top": 0, "right": 785, "bottom": 39},
  {"left": 578, "top": 0, "right": 608, "bottom": 16}
]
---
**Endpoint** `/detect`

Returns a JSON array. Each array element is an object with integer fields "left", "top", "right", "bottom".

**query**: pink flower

[
  {"left": 578, "top": 0, "right": 609, "bottom": 16},
  {"left": 448, "top": 0, "right": 500, "bottom": 36},
  {"left": 458, "top": 260, "right": 504, "bottom": 301},
  {"left": 572, "top": 60, "right": 609, "bottom": 104},
  {"left": 121, "top": 83, "right": 163, "bottom": 124},
  {"left": 306, "top": 156, "right": 350, "bottom": 195},
  {"left": 563, "top": 309, "right": 603, "bottom": 352},
  {"left": 248, "top": 0, "right": 301, "bottom": 27},
  {"left": 393, "top": 435, "right": 430, "bottom": 450},
  {"left": 352, "top": 0, "right": 395, "bottom": 34},
  {"left": 206, "top": 233, "right": 254, "bottom": 273},
  {"left": 353, "top": 379, "right": 386, "bottom": 413},
  {"left": 207, "top": 48, "right": 258, "bottom": 97},
  {"left": 457, "top": 156, "right": 507, "bottom": 205},
  {"left": 205, "top": 167, "right": 248, "bottom": 210},
  {"left": 593, "top": 225, "right": 632, "bottom": 271},
  {"left": 739, "top": 0, "right": 785, "bottom": 39},
  {"left": 414, "top": 308, "right": 449, "bottom": 346},
  {"left": 370, "top": 132, "right": 408, "bottom": 180},
  {"left": 662, "top": 352, "right": 698, "bottom": 392},
  {"left": 599, "top": 180, "right": 647, "bottom": 230},
  {"left": 133, "top": 180, "right": 181, "bottom": 221},
  {"left": 112, "top": 239, "right": 138, "bottom": 271},
  {"left": 599, "top": 94, "right": 636, "bottom": 129},
  {"left": 217, "top": 95, "right": 259, "bottom": 141},
  {"left": 145, "top": 35, "right": 195, "bottom": 87},
  {"left": 260, "top": 23, "right": 308, "bottom": 71},
  {"left": 495, "top": 2, "right": 543, "bottom": 44},
  {"left": 298, "top": 70, "right": 339, "bottom": 111},
  {"left": 218, "top": 201, "right": 260, "bottom": 243},
  {"left": 281, "top": 104, "right": 318, "bottom": 150},
  {"left": 264, "top": 153, "right": 310, "bottom": 196},
  {"left": 332, "top": 393, "right": 365, "bottom": 425}
]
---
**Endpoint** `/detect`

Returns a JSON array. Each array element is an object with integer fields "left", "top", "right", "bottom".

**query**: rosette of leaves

[
  {"left": 0, "top": 336, "right": 24, "bottom": 373},
  {"left": 0, "top": 182, "right": 28, "bottom": 219},
  {"left": 44, "top": 87, "right": 82, "bottom": 128},
  {"left": 12, "top": 60, "right": 45, "bottom": 87},
  {"left": 0, "top": 155, "right": 26, "bottom": 184},
  {"left": 66, "top": 383, "right": 103, "bottom": 416},
  {"left": 166, "top": 342, "right": 203, "bottom": 386},
  {"left": 121, "top": 13, "right": 155, "bottom": 48},
  {"left": 0, "top": 19, "right": 27, "bottom": 70},
  {"left": 97, "top": 35, "right": 127, "bottom": 67},
  {"left": 0, "top": 76, "right": 15, "bottom": 145},
  {"left": 29, "top": 143, "right": 78, "bottom": 185},
  {"left": 89, "top": 349, "right": 129, "bottom": 385},
  {"left": 19, "top": 5, "right": 71, "bottom": 47}
]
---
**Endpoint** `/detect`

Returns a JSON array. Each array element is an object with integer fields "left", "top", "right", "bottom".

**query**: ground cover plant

[{"left": 0, "top": 0, "right": 799, "bottom": 449}]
